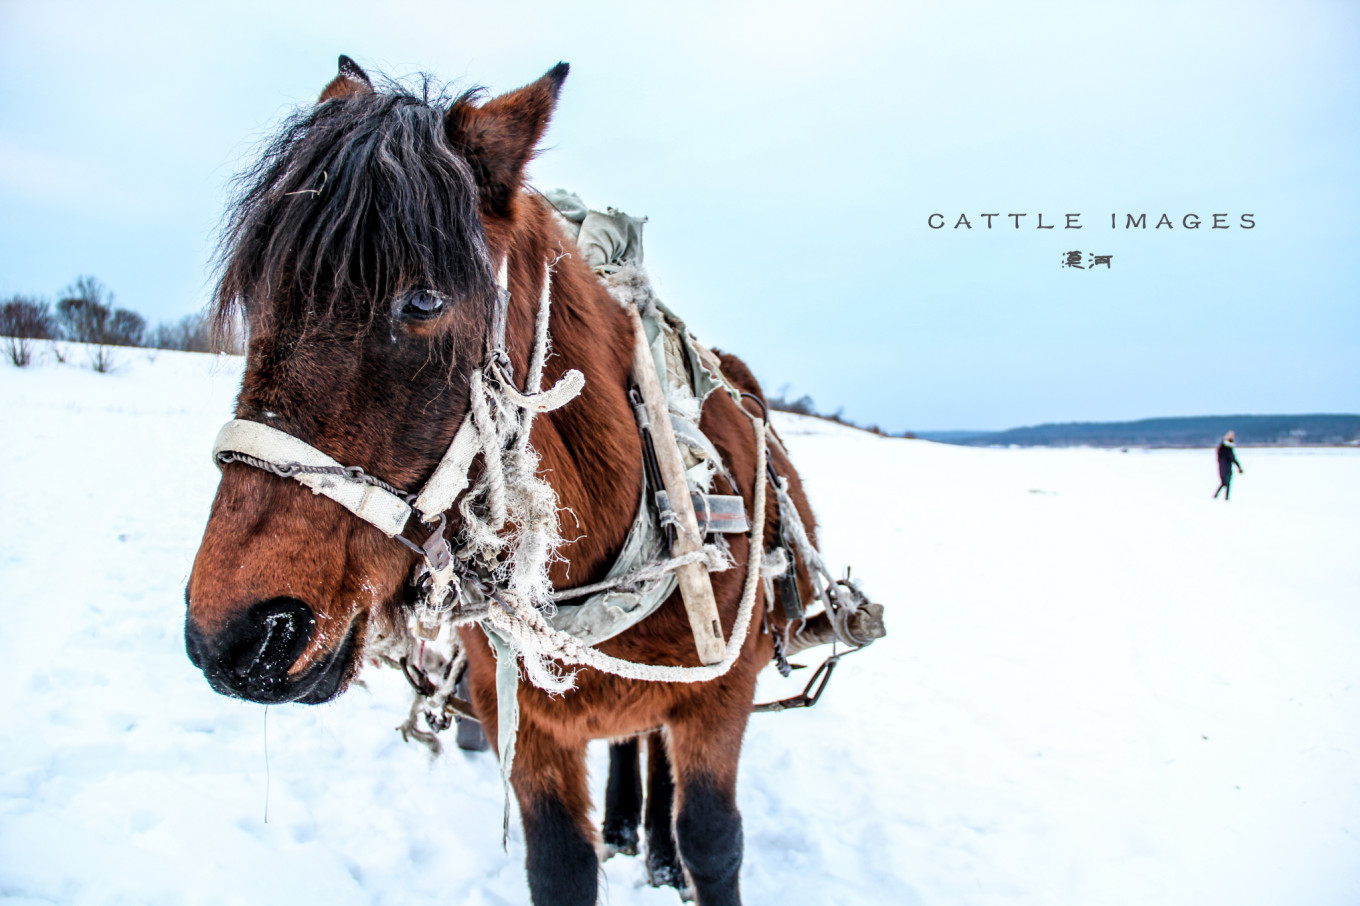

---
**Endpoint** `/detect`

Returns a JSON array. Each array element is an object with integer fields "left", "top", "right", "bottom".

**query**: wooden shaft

[{"left": 627, "top": 306, "right": 727, "bottom": 665}]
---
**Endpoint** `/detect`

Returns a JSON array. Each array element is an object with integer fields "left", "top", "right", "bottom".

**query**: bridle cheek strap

[
  {"left": 411, "top": 412, "right": 482, "bottom": 523},
  {"left": 211, "top": 419, "right": 414, "bottom": 536}
]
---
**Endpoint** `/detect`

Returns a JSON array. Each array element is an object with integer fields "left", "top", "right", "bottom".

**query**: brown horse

[{"left": 185, "top": 58, "right": 822, "bottom": 906}]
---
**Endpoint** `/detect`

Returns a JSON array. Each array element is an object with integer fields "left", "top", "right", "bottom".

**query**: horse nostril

[
  {"left": 234, "top": 608, "right": 300, "bottom": 676},
  {"left": 214, "top": 597, "right": 317, "bottom": 696}
]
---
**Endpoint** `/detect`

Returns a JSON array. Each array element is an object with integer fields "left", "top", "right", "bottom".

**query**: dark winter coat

[{"left": 1217, "top": 442, "right": 1241, "bottom": 482}]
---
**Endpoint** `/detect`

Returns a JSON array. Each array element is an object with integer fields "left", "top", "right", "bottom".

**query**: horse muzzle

[{"left": 184, "top": 596, "right": 359, "bottom": 704}]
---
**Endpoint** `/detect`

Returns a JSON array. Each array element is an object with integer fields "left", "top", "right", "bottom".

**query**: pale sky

[{"left": 2, "top": 0, "right": 1356, "bottom": 430}]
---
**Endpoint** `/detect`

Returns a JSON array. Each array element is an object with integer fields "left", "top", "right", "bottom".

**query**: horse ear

[
  {"left": 445, "top": 63, "right": 569, "bottom": 215},
  {"left": 319, "top": 54, "right": 374, "bottom": 103}
]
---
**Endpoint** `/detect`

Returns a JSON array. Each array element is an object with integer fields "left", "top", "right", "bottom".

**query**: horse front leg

[
  {"left": 512, "top": 724, "right": 598, "bottom": 906},
  {"left": 667, "top": 705, "right": 750, "bottom": 906}
]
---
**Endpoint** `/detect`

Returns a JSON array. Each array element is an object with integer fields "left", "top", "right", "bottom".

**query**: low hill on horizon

[{"left": 918, "top": 414, "right": 1360, "bottom": 448}]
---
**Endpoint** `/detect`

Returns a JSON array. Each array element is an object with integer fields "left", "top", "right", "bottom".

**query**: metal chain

[{"left": 215, "top": 450, "right": 418, "bottom": 504}]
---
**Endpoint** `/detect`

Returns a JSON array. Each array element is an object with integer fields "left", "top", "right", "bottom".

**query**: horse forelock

[{"left": 212, "top": 79, "right": 496, "bottom": 344}]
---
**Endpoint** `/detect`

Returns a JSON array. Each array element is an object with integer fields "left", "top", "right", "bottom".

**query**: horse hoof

[
  {"left": 603, "top": 841, "right": 637, "bottom": 860},
  {"left": 602, "top": 822, "right": 639, "bottom": 858},
  {"left": 646, "top": 856, "right": 686, "bottom": 891}
]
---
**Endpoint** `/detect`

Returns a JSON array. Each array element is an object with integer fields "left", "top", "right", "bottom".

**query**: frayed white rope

[
  {"left": 450, "top": 263, "right": 584, "bottom": 617},
  {"left": 772, "top": 476, "right": 827, "bottom": 583},
  {"left": 770, "top": 474, "right": 872, "bottom": 649},
  {"left": 523, "top": 266, "right": 553, "bottom": 418},
  {"left": 495, "top": 367, "right": 587, "bottom": 413},
  {"left": 759, "top": 546, "right": 789, "bottom": 619},
  {"left": 468, "top": 369, "right": 510, "bottom": 533},
  {"left": 761, "top": 546, "right": 790, "bottom": 579},
  {"left": 483, "top": 409, "right": 768, "bottom": 688}
]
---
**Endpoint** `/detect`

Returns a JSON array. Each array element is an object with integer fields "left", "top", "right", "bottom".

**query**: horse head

[{"left": 184, "top": 57, "right": 568, "bottom": 704}]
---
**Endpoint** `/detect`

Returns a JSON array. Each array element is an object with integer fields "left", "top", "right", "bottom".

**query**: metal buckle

[{"left": 421, "top": 513, "right": 452, "bottom": 573}]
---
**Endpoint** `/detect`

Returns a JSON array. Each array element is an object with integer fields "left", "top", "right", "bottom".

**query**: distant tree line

[
  {"left": 937, "top": 415, "right": 1360, "bottom": 447},
  {"left": 766, "top": 386, "right": 916, "bottom": 439},
  {"left": 1, "top": 275, "right": 218, "bottom": 369}
]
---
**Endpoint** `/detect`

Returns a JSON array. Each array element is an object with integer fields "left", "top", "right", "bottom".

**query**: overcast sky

[{"left": 2, "top": 0, "right": 1356, "bottom": 430}]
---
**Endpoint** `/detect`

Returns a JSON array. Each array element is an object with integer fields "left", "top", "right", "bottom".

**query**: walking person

[{"left": 1213, "top": 430, "right": 1244, "bottom": 500}]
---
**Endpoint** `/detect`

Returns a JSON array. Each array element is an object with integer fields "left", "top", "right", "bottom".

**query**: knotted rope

[{"left": 477, "top": 405, "right": 768, "bottom": 687}]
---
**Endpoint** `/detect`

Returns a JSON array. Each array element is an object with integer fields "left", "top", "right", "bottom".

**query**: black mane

[{"left": 213, "top": 81, "right": 494, "bottom": 337}]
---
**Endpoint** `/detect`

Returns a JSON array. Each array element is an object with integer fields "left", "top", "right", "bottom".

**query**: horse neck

[{"left": 501, "top": 199, "right": 643, "bottom": 585}]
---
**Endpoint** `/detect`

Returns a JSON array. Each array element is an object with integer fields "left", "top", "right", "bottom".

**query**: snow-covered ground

[{"left": 2, "top": 343, "right": 1357, "bottom": 906}]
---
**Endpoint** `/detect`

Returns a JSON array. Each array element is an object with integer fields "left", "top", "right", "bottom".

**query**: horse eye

[{"left": 399, "top": 290, "right": 447, "bottom": 320}]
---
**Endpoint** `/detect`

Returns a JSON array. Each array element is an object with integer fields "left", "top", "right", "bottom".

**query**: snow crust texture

[{"left": 2, "top": 344, "right": 1357, "bottom": 905}]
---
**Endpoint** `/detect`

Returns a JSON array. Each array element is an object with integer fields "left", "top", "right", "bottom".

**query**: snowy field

[{"left": 1, "top": 343, "right": 1357, "bottom": 906}]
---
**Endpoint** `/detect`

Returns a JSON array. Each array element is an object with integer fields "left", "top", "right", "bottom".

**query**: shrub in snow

[{"left": 1, "top": 295, "right": 55, "bottom": 367}]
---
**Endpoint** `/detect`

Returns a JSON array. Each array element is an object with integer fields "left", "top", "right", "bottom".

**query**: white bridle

[{"left": 209, "top": 259, "right": 584, "bottom": 592}]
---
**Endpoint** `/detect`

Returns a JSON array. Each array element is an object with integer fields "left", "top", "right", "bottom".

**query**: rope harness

[{"left": 211, "top": 212, "right": 885, "bottom": 835}]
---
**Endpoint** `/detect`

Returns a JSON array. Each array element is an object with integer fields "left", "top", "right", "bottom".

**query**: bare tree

[
  {"left": 54, "top": 276, "right": 146, "bottom": 375},
  {"left": 0, "top": 295, "right": 55, "bottom": 366},
  {"left": 65, "top": 275, "right": 107, "bottom": 307},
  {"left": 56, "top": 276, "right": 145, "bottom": 347},
  {"left": 56, "top": 296, "right": 111, "bottom": 344},
  {"left": 769, "top": 393, "right": 817, "bottom": 416},
  {"left": 56, "top": 276, "right": 111, "bottom": 342},
  {"left": 109, "top": 308, "right": 146, "bottom": 347},
  {"left": 150, "top": 313, "right": 215, "bottom": 352}
]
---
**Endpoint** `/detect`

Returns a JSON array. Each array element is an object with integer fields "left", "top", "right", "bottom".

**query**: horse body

[
  {"left": 464, "top": 194, "right": 778, "bottom": 906},
  {"left": 185, "top": 58, "right": 819, "bottom": 906}
]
